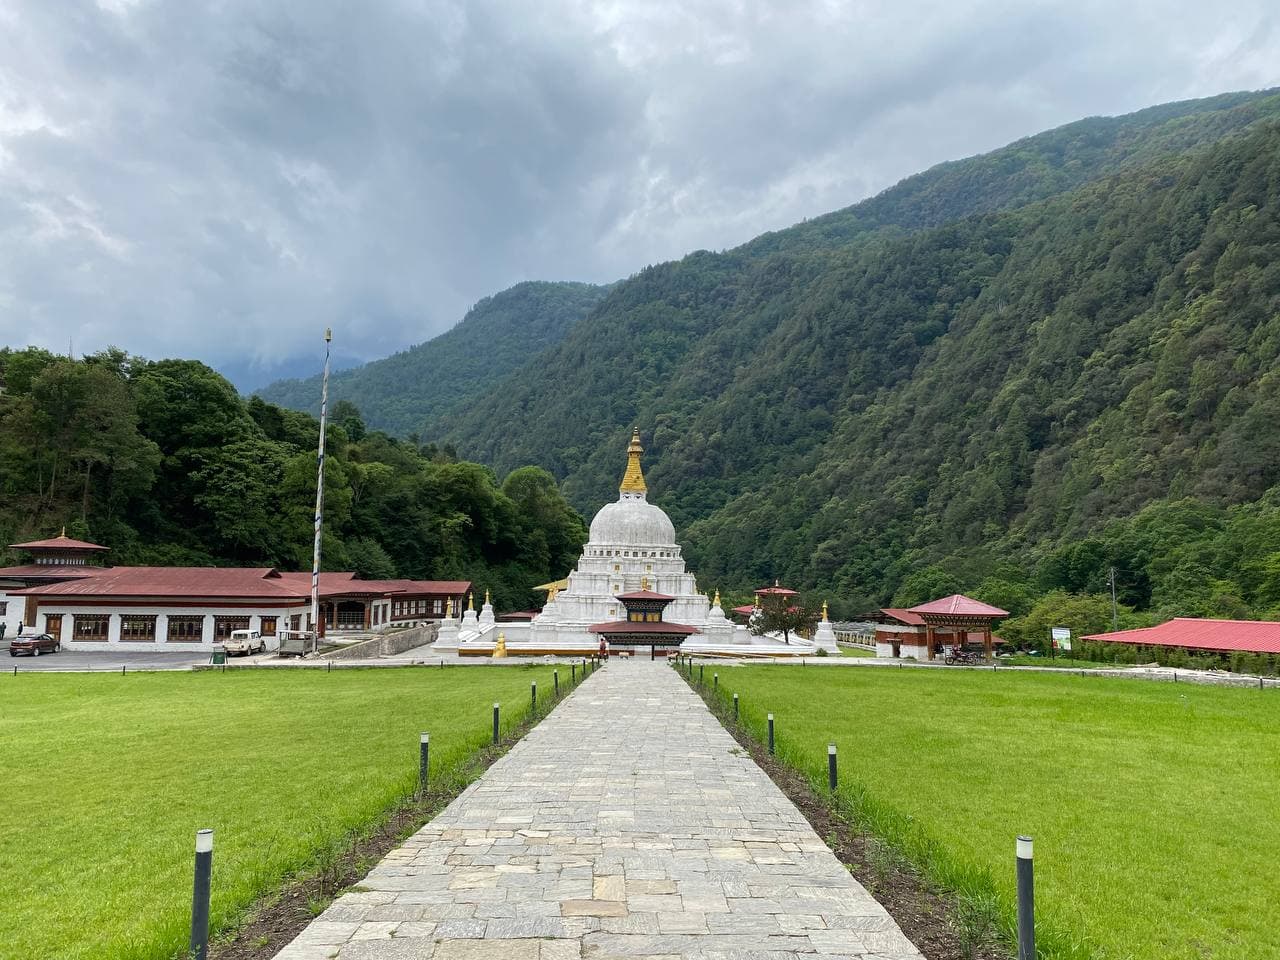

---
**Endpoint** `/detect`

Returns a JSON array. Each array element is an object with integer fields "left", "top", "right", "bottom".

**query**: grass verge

[
  {"left": 0, "top": 664, "right": 574, "bottom": 960},
  {"left": 677, "top": 660, "right": 1279, "bottom": 960}
]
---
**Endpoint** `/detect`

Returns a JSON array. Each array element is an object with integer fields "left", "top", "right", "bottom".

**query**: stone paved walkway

[{"left": 272, "top": 660, "right": 922, "bottom": 960}]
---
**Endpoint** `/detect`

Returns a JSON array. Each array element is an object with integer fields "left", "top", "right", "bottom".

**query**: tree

[
  {"left": 751, "top": 592, "right": 820, "bottom": 645},
  {"left": 891, "top": 566, "right": 963, "bottom": 608}
]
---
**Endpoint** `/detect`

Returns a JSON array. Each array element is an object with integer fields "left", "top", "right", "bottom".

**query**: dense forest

[
  {"left": 257, "top": 89, "right": 1280, "bottom": 644},
  {"left": 256, "top": 281, "right": 606, "bottom": 435},
  {"left": 0, "top": 350, "right": 586, "bottom": 611}
]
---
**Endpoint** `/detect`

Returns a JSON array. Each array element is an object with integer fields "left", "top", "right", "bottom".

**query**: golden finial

[
  {"left": 822, "top": 599, "right": 829, "bottom": 620},
  {"left": 619, "top": 428, "right": 647, "bottom": 494},
  {"left": 713, "top": 589, "right": 721, "bottom": 607},
  {"left": 445, "top": 597, "right": 453, "bottom": 618},
  {"left": 61, "top": 525, "right": 66, "bottom": 538},
  {"left": 467, "top": 591, "right": 474, "bottom": 611},
  {"left": 641, "top": 575, "right": 650, "bottom": 591},
  {"left": 485, "top": 588, "right": 491, "bottom": 606}
]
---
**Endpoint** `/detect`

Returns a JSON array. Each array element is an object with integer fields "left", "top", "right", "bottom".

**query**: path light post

[
  {"left": 768, "top": 713, "right": 775, "bottom": 755},
  {"left": 713, "top": 672, "right": 718, "bottom": 691},
  {"left": 827, "top": 743, "right": 838, "bottom": 792},
  {"left": 554, "top": 670, "right": 559, "bottom": 697},
  {"left": 190, "top": 829, "right": 213, "bottom": 960},
  {"left": 733, "top": 693, "right": 739, "bottom": 721},
  {"left": 571, "top": 663, "right": 576, "bottom": 684},
  {"left": 492, "top": 703, "right": 500, "bottom": 745},
  {"left": 1017, "top": 836, "right": 1036, "bottom": 960},
  {"left": 418, "top": 733, "right": 429, "bottom": 797},
  {"left": 531, "top": 681, "right": 538, "bottom": 714}
]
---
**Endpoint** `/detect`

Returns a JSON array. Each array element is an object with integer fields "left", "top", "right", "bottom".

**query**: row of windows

[
  {"left": 391, "top": 598, "right": 444, "bottom": 617},
  {"left": 59, "top": 614, "right": 275, "bottom": 643},
  {"left": 588, "top": 548, "right": 675, "bottom": 559}
]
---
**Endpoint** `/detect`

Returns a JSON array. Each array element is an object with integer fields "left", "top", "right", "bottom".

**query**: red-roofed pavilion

[{"left": 907, "top": 594, "right": 1009, "bottom": 661}]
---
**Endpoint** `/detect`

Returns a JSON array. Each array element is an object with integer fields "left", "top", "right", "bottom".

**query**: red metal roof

[
  {"left": 10, "top": 566, "right": 303, "bottom": 600},
  {"left": 1082, "top": 618, "right": 1280, "bottom": 655},
  {"left": 276, "top": 573, "right": 471, "bottom": 596},
  {"left": 908, "top": 594, "right": 1009, "bottom": 618},
  {"left": 9, "top": 535, "right": 109, "bottom": 551},
  {"left": 12, "top": 566, "right": 471, "bottom": 602},
  {"left": 615, "top": 589, "right": 676, "bottom": 601},
  {"left": 588, "top": 620, "right": 700, "bottom": 635},
  {"left": 0, "top": 564, "right": 100, "bottom": 580},
  {"left": 880, "top": 607, "right": 926, "bottom": 626},
  {"left": 755, "top": 585, "right": 798, "bottom": 596},
  {"left": 731, "top": 604, "right": 757, "bottom": 616}
]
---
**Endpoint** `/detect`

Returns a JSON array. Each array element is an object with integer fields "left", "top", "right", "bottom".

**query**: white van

[{"left": 222, "top": 629, "right": 264, "bottom": 656}]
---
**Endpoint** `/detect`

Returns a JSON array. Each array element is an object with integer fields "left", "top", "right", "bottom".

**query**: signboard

[{"left": 1051, "top": 627, "right": 1072, "bottom": 652}]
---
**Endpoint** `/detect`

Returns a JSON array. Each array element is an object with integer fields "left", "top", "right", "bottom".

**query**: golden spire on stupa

[
  {"left": 467, "top": 591, "right": 474, "bottom": 611},
  {"left": 619, "top": 428, "right": 647, "bottom": 494},
  {"left": 713, "top": 589, "right": 721, "bottom": 607}
]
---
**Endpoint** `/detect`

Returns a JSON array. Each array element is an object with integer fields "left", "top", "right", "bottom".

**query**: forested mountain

[
  {"left": 0, "top": 350, "right": 586, "bottom": 611},
  {"left": 411, "top": 89, "right": 1280, "bottom": 624},
  {"left": 256, "top": 280, "right": 606, "bottom": 436}
]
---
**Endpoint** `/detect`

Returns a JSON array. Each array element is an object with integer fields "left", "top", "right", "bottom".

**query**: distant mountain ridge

[
  {"left": 261, "top": 88, "right": 1280, "bottom": 612},
  {"left": 255, "top": 280, "right": 606, "bottom": 436}
]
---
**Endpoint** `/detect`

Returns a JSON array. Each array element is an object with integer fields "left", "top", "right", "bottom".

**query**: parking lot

[{"left": 5, "top": 649, "right": 225, "bottom": 672}]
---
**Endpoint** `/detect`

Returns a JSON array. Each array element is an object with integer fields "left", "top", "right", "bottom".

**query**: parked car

[
  {"left": 9, "top": 633, "right": 59, "bottom": 657},
  {"left": 222, "top": 629, "right": 264, "bottom": 656}
]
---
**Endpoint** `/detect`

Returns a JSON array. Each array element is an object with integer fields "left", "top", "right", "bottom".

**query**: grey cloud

[{"left": 0, "top": 0, "right": 1276, "bottom": 388}]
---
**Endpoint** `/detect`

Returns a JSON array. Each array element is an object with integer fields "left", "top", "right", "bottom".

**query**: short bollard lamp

[
  {"left": 419, "top": 733, "right": 430, "bottom": 795},
  {"left": 190, "top": 829, "right": 213, "bottom": 960},
  {"left": 1017, "top": 835, "right": 1035, "bottom": 960}
]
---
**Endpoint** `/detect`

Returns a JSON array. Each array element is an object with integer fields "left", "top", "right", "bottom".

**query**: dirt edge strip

[
  {"left": 680, "top": 667, "right": 1010, "bottom": 960},
  {"left": 210, "top": 666, "right": 598, "bottom": 960}
]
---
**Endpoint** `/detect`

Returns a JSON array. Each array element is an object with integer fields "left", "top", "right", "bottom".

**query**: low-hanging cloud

[{"left": 1, "top": 0, "right": 1276, "bottom": 387}]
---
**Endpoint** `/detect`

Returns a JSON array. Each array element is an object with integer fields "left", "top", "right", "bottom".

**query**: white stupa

[{"left": 447, "top": 430, "right": 812, "bottom": 657}]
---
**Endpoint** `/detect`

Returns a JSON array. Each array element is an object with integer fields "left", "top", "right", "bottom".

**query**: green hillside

[
  {"left": 0, "top": 351, "right": 586, "bottom": 611},
  {"left": 423, "top": 89, "right": 1280, "bottom": 617},
  {"left": 255, "top": 280, "right": 606, "bottom": 436}
]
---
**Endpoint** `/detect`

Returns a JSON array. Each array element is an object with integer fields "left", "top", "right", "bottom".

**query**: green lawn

[
  {"left": 706, "top": 666, "right": 1280, "bottom": 960},
  {"left": 0, "top": 666, "right": 559, "bottom": 960},
  {"left": 837, "top": 645, "right": 876, "bottom": 658}
]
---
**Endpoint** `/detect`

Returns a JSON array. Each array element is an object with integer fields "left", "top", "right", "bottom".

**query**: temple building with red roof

[
  {"left": 869, "top": 594, "right": 1009, "bottom": 660},
  {"left": 0, "top": 533, "right": 468, "bottom": 652}
]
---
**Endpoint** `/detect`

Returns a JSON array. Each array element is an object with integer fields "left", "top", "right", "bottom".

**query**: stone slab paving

[{"left": 271, "top": 659, "right": 923, "bottom": 960}]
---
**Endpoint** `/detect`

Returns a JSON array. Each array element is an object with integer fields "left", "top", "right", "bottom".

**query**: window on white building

[{"left": 120, "top": 616, "right": 157, "bottom": 642}]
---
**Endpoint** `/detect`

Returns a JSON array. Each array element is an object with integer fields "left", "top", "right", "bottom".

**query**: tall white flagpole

[{"left": 310, "top": 328, "right": 332, "bottom": 654}]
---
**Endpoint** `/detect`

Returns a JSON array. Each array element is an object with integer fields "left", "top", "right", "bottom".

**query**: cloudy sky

[{"left": 2, "top": 0, "right": 1277, "bottom": 388}]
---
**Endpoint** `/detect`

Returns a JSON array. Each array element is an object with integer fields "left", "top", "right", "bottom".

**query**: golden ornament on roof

[
  {"left": 467, "top": 591, "right": 474, "bottom": 611},
  {"left": 619, "top": 428, "right": 647, "bottom": 494}
]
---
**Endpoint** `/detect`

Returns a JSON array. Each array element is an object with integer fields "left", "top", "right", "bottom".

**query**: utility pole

[
  {"left": 1109, "top": 566, "right": 1118, "bottom": 632},
  {"left": 310, "top": 328, "right": 333, "bottom": 656}
]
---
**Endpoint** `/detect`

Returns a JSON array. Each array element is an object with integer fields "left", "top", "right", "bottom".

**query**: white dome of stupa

[{"left": 588, "top": 495, "right": 676, "bottom": 547}]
